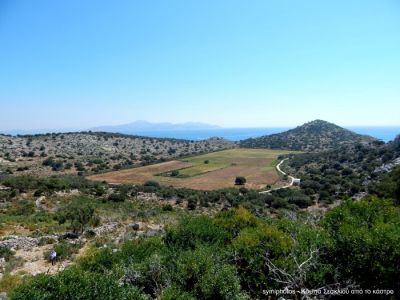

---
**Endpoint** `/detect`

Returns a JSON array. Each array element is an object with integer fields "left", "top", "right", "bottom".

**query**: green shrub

[
  {"left": 0, "top": 247, "right": 15, "bottom": 261},
  {"left": 144, "top": 180, "right": 160, "bottom": 188},
  {"left": 10, "top": 200, "right": 35, "bottom": 216},
  {"left": 322, "top": 197, "right": 400, "bottom": 290},
  {"left": 77, "top": 247, "right": 116, "bottom": 274},
  {"left": 214, "top": 207, "right": 258, "bottom": 238},
  {"left": 165, "top": 216, "right": 229, "bottom": 250},
  {"left": 117, "top": 237, "right": 166, "bottom": 265},
  {"left": 9, "top": 268, "right": 148, "bottom": 300},
  {"left": 162, "top": 204, "right": 173, "bottom": 211},
  {"left": 162, "top": 286, "right": 195, "bottom": 300},
  {"left": 56, "top": 197, "right": 97, "bottom": 233},
  {"left": 0, "top": 274, "right": 23, "bottom": 294},
  {"left": 172, "top": 246, "right": 248, "bottom": 300},
  {"left": 44, "top": 241, "right": 81, "bottom": 262},
  {"left": 186, "top": 195, "right": 197, "bottom": 210},
  {"left": 108, "top": 192, "right": 126, "bottom": 202},
  {"left": 231, "top": 222, "right": 292, "bottom": 292},
  {"left": 170, "top": 170, "right": 179, "bottom": 177}
]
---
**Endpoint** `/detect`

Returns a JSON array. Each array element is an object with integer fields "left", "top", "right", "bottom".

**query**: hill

[
  {"left": 91, "top": 120, "right": 220, "bottom": 133},
  {"left": 240, "top": 120, "right": 376, "bottom": 151},
  {"left": 0, "top": 132, "right": 234, "bottom": 177},
  {"left": 282, "top": 138, "right": 400, "bottom": 202}
]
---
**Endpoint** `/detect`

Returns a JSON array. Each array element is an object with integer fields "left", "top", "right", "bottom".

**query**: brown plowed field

[{"left": 88, "top": 149, "right": 295, "bottom": 190}]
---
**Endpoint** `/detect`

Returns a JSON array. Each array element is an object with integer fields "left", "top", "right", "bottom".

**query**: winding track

[{"left": 259, "top": 158, "right": 299, "bottom": 194}]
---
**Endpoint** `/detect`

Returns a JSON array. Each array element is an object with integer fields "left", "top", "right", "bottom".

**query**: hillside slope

[
  {"left": 0, "top": 132, "right": 234, "bottom": 176},
  {"left": 240, "top": 120, "right": 376, "bottom": 151}
]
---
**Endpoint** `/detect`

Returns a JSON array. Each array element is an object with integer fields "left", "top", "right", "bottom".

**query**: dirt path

[
  {"left": 11, "top": 245, "right": 70, "bottom": 276},
  {"left": 259, "top": 158, "right": 299, "bottom": 194}
]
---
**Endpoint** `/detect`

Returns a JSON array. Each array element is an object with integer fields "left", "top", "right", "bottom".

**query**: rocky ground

[{"left": 0, "top": 132, "right": 235, "bottom": 176}]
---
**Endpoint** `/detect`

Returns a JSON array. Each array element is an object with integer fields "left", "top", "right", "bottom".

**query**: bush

[
  {"left": 10, "top": 200, "right": 35, "bottom": 216},
  {"left": 234, "top": 176, "right": 246, "bottom": 185},
  {"left": 144, "top": 180, "right": 160, "bottom": 188},
  {"left": 165, "top": 216, "right": 230, "bottom": 250},
  {"left": 56, "top": 197, "right": 97, "bottom": 233},
  {"left": 187, "top": 196, "right": 198, "bottom": 210},
  {"left": 0, "top": 274, "right": 23, "bottom": 294},
  {"left": 0, "top": 247, "right": 15, "bottom": 261},
  {"left": 108, "top": 192, "right": 126, "bottom": 202},
  {"left": 117, "top": 237, "right": 166, "bottom": 265},
  {"left": 170, "top": 170, "right": 179, "bottom": 177},
  {"left": 231, "top": 222, "right": 292, "bottom": 292},
  {"left": 215, "top": 207, "right": 258, "bottom": 238},
  {"left": 322, "top": 197, "right": 400, "bottom": 290},
  {"left": 162, "top": 204, "right": 173, "bottom": 211},
  {"left": 172, "top": 246, "right": 248, "bottom": 300},
  {"left": 76, "top": 247, "right": 116, "bottom": 274},
  {"left": 9, "top": 268, "right": 147, "bottom": 300},
  {"left": 45, "top": 241, "right": 81, "bottom": 262}
]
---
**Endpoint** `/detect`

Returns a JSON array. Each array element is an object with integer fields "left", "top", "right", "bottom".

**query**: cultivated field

[{"left": 88, "top": 149, "right": 294, "bottom": 190}]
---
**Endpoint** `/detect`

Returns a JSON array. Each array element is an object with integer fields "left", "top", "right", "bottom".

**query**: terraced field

[{"left": 88, "top": 149, "right": 295, "bottom": 190}]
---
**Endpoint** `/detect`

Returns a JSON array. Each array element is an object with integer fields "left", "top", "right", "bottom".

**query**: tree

[
  {"left": 170, "top": 170, "right": 179, "bottom": 177},
  {"left": 235, "top": 176, "right": 246, "bottom": 185},
  {"left": 187, "top": 195, "right": 198, "bottom": 210},
  {"left": 56, "top": 198, "right": 97, "bottom": 233}
]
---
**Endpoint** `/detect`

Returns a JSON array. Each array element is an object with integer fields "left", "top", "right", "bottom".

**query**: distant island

[{"left": 90, "top": 120, "right": 221, "bottom": 133}]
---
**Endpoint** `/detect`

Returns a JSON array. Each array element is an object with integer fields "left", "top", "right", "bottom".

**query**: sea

[{"left": 125, "top": 126, "right": 400, "bottom": 143}]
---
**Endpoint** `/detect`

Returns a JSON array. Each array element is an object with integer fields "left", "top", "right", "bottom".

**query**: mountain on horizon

[
  {"left": 240, "top": 119, "right": 377, "bottom": 151},
  {"left": 90, "top": 120, "right": 221, "bottom": 133}
]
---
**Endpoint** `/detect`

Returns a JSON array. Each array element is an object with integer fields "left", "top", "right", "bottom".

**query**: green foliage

[
  {"left": 9, "top": 268, "right": 148, "bottom": 300},
  {"left": 45, "top": 241, "right": 81, "bottom": 262},
  {"left": 9, "top": 200, "right": 35, "bottom": 216},
  {"left": 231, "top": 222, "right": 292, "bottom": 291},
  {"left": 117, "top": 237, "right": 166, "bottom": 265},
  {"left": 165, "top": 216, "right": 230, "bottom": 250},
  {"left": 162, "top": 286, "right": 195, "bottom": 300},
  {"left": 370, "top": 166, "right": 400, "bottom": 204},
  {"left": 144, "top": 180, "right": 160, "bottom": 188},
  {"left": 214, "top": 206, "right": 258, "bottom": 237},
  {"left": 1, "top": 175, "right": 105, "bottom": 194},
  {"left": 170, "top": 170, "right": 180, "bottom": 177},
  {"left": 172, "top": 246, "right": 248, "bottom": 300},
  {"left": 162, "top": 204, "right": 173, "bottom": 211},
  {"left": 9, "top": 202, "right": 400, "bottom": 298},
  {"left": 76, "top": 246, "right": 116, "bottom": 274},
  {"left": 323, "top": 197, "right": 400, "bottom": 290},
  {"left": 186, "top": 195, "right": 198, "bottom": 210},
  {"left": 240, "top": 120, "right": 374, "bottom": 151},
  {"left": 0, "top": 275, "right": 23, "bottom": 294},
  {"left": 56, "top": 197, "right": 97, "bottom": 233},
  {"left": 108, "top": 192, "right": 126, "bottom": 202},
  {"left": 0, "top": 247, "right": 15, "bottom": 261}
]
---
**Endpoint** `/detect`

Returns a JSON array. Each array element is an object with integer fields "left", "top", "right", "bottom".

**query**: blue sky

[{"left": 0, "top": 0, "right": 399, "bottom": 130}]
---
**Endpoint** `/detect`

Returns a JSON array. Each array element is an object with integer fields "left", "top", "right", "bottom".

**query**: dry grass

[{"left": 88, "top": 149, "right": 295, "bottom": 190}]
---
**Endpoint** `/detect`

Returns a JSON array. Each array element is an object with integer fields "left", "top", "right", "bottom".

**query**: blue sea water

[
  {"left": 130, "top": 127, "right": 290, "bottom": 141},
  {"left": 347, "top": 127, "right": 400, "bottom": 143},
  {"left": 127, "top": 126, "right": 400, "bottom": 143}
]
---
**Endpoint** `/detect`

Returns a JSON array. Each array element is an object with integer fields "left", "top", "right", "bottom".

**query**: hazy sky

[{"left": 0, "top": 0, "right": 399, "bottom": 130}]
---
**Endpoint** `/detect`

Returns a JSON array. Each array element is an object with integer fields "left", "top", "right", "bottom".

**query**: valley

[
  {"left": 88, "top": 148, "right": 295, "bottom": 190},
  {"left": 0, "top": 120, "right": 399, "bottom": 299}
]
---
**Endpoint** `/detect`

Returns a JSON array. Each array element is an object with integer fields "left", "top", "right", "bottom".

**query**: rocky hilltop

[{"left": 240, "top": 120, "right": 376, "bottom": 151}]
